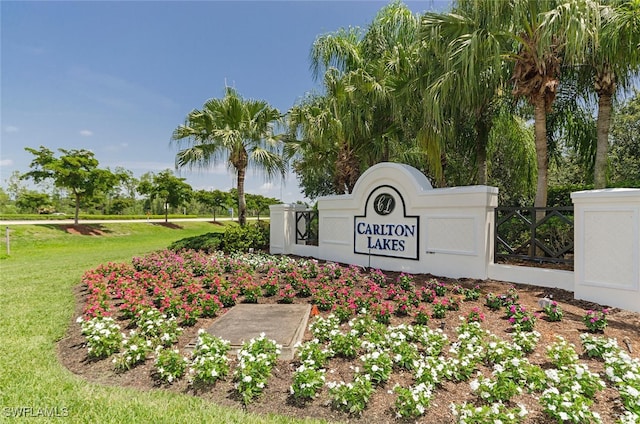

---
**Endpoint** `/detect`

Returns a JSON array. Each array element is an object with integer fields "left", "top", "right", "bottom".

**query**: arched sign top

[{"left": 351, "top": 162, "right": 433, "bottom": 201}]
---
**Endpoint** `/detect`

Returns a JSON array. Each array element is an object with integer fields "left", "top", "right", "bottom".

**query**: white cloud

[
  {"left": 260, "top": 182, "right": 275, "bottom": 190},
  {"left": 4, "top": 126, "right": 19, "bottom": 133},
  {"left": 79, "top": 130, "right": 93, "bottom": 137},
  {"left": 104, "top": 142, "right": 129, "bottom": 152},
  {"left": 0, "top": 159, "right": 14, "bottom": 167}
]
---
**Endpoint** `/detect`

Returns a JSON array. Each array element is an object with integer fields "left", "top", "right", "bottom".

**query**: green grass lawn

[{"left": 0, "top": 222, "right": 322, "bottom": 423}]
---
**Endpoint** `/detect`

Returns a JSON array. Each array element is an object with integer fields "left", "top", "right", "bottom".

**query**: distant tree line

[{"left": 0, "top": 149, "right": 281, "bottom": 225}]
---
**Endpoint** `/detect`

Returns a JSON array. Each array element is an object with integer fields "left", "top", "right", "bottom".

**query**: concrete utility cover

[{"left": 189, "top": 304, "right": 311, "bottom": 360}]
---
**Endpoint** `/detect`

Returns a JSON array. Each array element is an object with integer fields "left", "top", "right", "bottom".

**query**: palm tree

[
  {"left": 420, "top": 2, "right": 514, "bottom": 185},
  {"left": 295, "top": 2, "right": 423, "bottom": 193},
  {"left": 546, "top": 0, "right": 640, "bottom": 188},
  {"left": 171, "top": 87, "right": 285, "bottom": 226},
  {"left": 423, "top": 0, "right": 571, "bottom": 208}
]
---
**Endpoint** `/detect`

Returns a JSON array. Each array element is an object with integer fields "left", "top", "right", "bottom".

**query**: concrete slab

[{"left": 188, "top": 304, "right": 311, "bottom": 360}]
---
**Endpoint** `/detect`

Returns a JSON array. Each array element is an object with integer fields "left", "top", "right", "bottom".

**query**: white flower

[{"left": 243, "top": 375, "right": 252, "bottom": 383}]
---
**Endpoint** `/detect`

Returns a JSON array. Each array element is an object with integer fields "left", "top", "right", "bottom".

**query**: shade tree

[
  {"left": 21, "top": 146, "right": 120, "bottom": 224},
  {"left": 136, "top": 169, "right": 193, "bottom": 222}
]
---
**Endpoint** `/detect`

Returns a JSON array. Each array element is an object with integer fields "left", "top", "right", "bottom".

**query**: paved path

[{"left": 0, "top": 217, "right": 249, "bottom": 226}]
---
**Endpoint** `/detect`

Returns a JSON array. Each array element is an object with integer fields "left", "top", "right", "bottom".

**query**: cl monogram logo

[{"left": 373, "top": 193, "right": 395, "bottom": 216}]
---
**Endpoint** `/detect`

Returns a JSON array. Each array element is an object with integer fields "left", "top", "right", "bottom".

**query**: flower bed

[{"left": 69, "top": 249, "right": 640, "bottom": 423}]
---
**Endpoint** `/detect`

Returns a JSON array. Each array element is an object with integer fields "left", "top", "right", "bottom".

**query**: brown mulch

[{"left": 58, "top": 263, "right": 640, "bottom": 424}]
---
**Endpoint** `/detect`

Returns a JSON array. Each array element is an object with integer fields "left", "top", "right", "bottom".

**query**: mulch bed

[{"left": 58, "top": 257, "right": 640, "bottom": 423}]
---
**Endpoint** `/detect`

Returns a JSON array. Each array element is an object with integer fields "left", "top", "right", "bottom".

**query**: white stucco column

[
  {"left": 269, "top": 203, "right": 308, "bottom": 255},
  {"left": 572, "top": 189, "right": 640, "bottom": 313}
]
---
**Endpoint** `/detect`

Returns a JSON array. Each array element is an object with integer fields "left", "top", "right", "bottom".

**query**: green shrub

[
  {"left": 168, "top": 232, "right": 223, "bottom": 253},
  {"left": 168, "top": 222, "right": 269, "bottom": 254},
  {"left": 222, "top": 222, "right": 269, "bottom": 253}
]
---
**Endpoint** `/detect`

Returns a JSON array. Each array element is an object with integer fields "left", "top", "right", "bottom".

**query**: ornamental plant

[
  {"left": 507, "top": 304, "right": 536, "bottom": 332},
  {"left": 188, "top": 330, "right": 231, "bottom": 385},
  {"left": 414, "top": 326, "right": 448, "bottom": 357},
  {"left": 466, "top": 306, "right": 485, "bottom": 323},
  {"left": 78, "top": 315, "right": 123, "bottom": 359},
  {"left": 500, "top": 286, "right": 519, "bottom": 306},
  {"left": 154, "top": 347, "right": 188, "bottom": 384},
  {"left": 260, "top": 272, "right": 280, "bottom": 297},
  {"left": 541, "top": 387, "right": 602, "bottom": 423},
  {"left": 370, "top": 301, "right": 394, "bottom": 324},
  {"left": 543, "top": 300, "right": 564, "bottom": 322},
  {"left": 360, "top": 350, "right": 393, "bottom": 385},
  {"left": 241, "top": 281, "right": 262, "bottom": 303},
  {"left": 327, "top": 374, "right": 374, "bottom": 416},
  {"left": 412, "top": 304, "right": 430, "bottom": 325},
  {"left": 580, "top": 333, "right": 619, "bottom": 359},
  {"left": 432, "top": 297, "right": 448, "bottom": 319},
  {"left": 470, "top": 372, "right": 522, "bottom": 402},
  {"left": 133, "top": 308, "right": 182, "bottom": 347},
  {"left": 312, "top": 287, "right": 335, "bottom": 311},
  {"left": 447, "top": 296, "right": 461, "bottom": 311},
  {"left": 393, "top": 382, "right": 434, "bottom": 418},
  {"left": 418, "top": 286, "right": 436, "bottom": 303},
  {"left": 511, "top": 328, "right": 540, "bottom": 354},
  {"left": 199, "top": 293, "right": 223, "bottom": 318},
  {"left": 388, "top": 338, "right": 420, "bottom": 371},
  {"left": 368, "top": 268, "right": 387, "bottom": 286},
  {"left": 545, "top": 363, "right": 606, "bottom": 399},
  {"left": 217, "top": 285, "right": 239, "bottom": 307},
  {"left": 485, "top": 292, "right": 503, "bottom": 311},
  {"left": 296, "top": 339, "right": 333, "bottom": 369},
  {"left": 290, "top": 364, "right": 325, "bottom": 400},
  {"left": 396, "top": 273, "right": 415, "bottom": 291},
  {"left": 309, "top": 315, "right": 340, "bottom": 343},
  {"left": 278, "top": 284, "right": 296, "bottom": 304},
  {"left": 234, "top": 334, "right": 281, "bottom": 405},
  {"left": 414, "top": 356, "right": 445, "bottom": 386},
  {"left": 332, "top": 305, "right": 353, "bottom": 323},
  {"left": 484, "top": 337, "right": 523, "bottom": 365},
  {"left": 330, "top": 331, "right": 360, "bottom": 359},
  {"left": 451, "top": 402, "right": 528, "bottom": 423},
  {"left": 428, "top": 279, "right": 447, "bottom": 296},
  {"left": 464, "top": 285, "right": 481, "bottom": 301},
  {"left": 584, "top": 309, "right": 609, "bottom": 332},
  {"left": 112, "top": 331, "right": 153, "bottom": 371},
  {"left": 547, "top": 336, "right": 579, "bottom": 366}
]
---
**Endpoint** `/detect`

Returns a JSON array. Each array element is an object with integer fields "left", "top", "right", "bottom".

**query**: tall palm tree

[
  {"left": 546, "top": 0, "right": 640, "bottom": 188},
  {"left": 172, "top": 87, "right": 285, "bottom": 226},
  {"left": 423, "top": 0, "right": 568, "bottom": 207},
  {"left": 296, "top": 2, "right": 423, "bottom": 192},
  {"left": 420, "top": 1, "right": 514, "bottom": 185}
]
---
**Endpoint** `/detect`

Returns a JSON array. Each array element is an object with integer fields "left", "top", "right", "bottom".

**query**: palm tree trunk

[
  {"left": 475, "top": 120, "right": 489, "bottom": 185},
  {"left": 594, "top": 91, "right": 613, "bottom": 189},
  {"left": 237, "top": 167, "right": 247, "bottom": 226},
  {"left": 533, "top": 96, "right": 548, "bottom": 209}
]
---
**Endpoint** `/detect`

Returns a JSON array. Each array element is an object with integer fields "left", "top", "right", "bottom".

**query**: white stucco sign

[{"left": 354, "top": 185, "right": 419, "bottom": 260}]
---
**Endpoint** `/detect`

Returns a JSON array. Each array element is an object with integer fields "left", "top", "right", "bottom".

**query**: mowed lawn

[{"left": 0, "top": 222, "right": 321, "bottom": 423}]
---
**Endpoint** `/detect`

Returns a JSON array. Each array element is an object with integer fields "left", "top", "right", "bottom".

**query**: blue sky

[{"left": 1, "top": 1, "right": 449, "bottom": 203}]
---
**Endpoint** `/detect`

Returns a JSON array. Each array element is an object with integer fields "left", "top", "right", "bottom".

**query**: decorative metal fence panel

[
  {"left": 295, "top": 210, "right": 319, "bottom": 246},
  {"left": 494, "top": 207, "right": 574, "bottom": 266}
]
